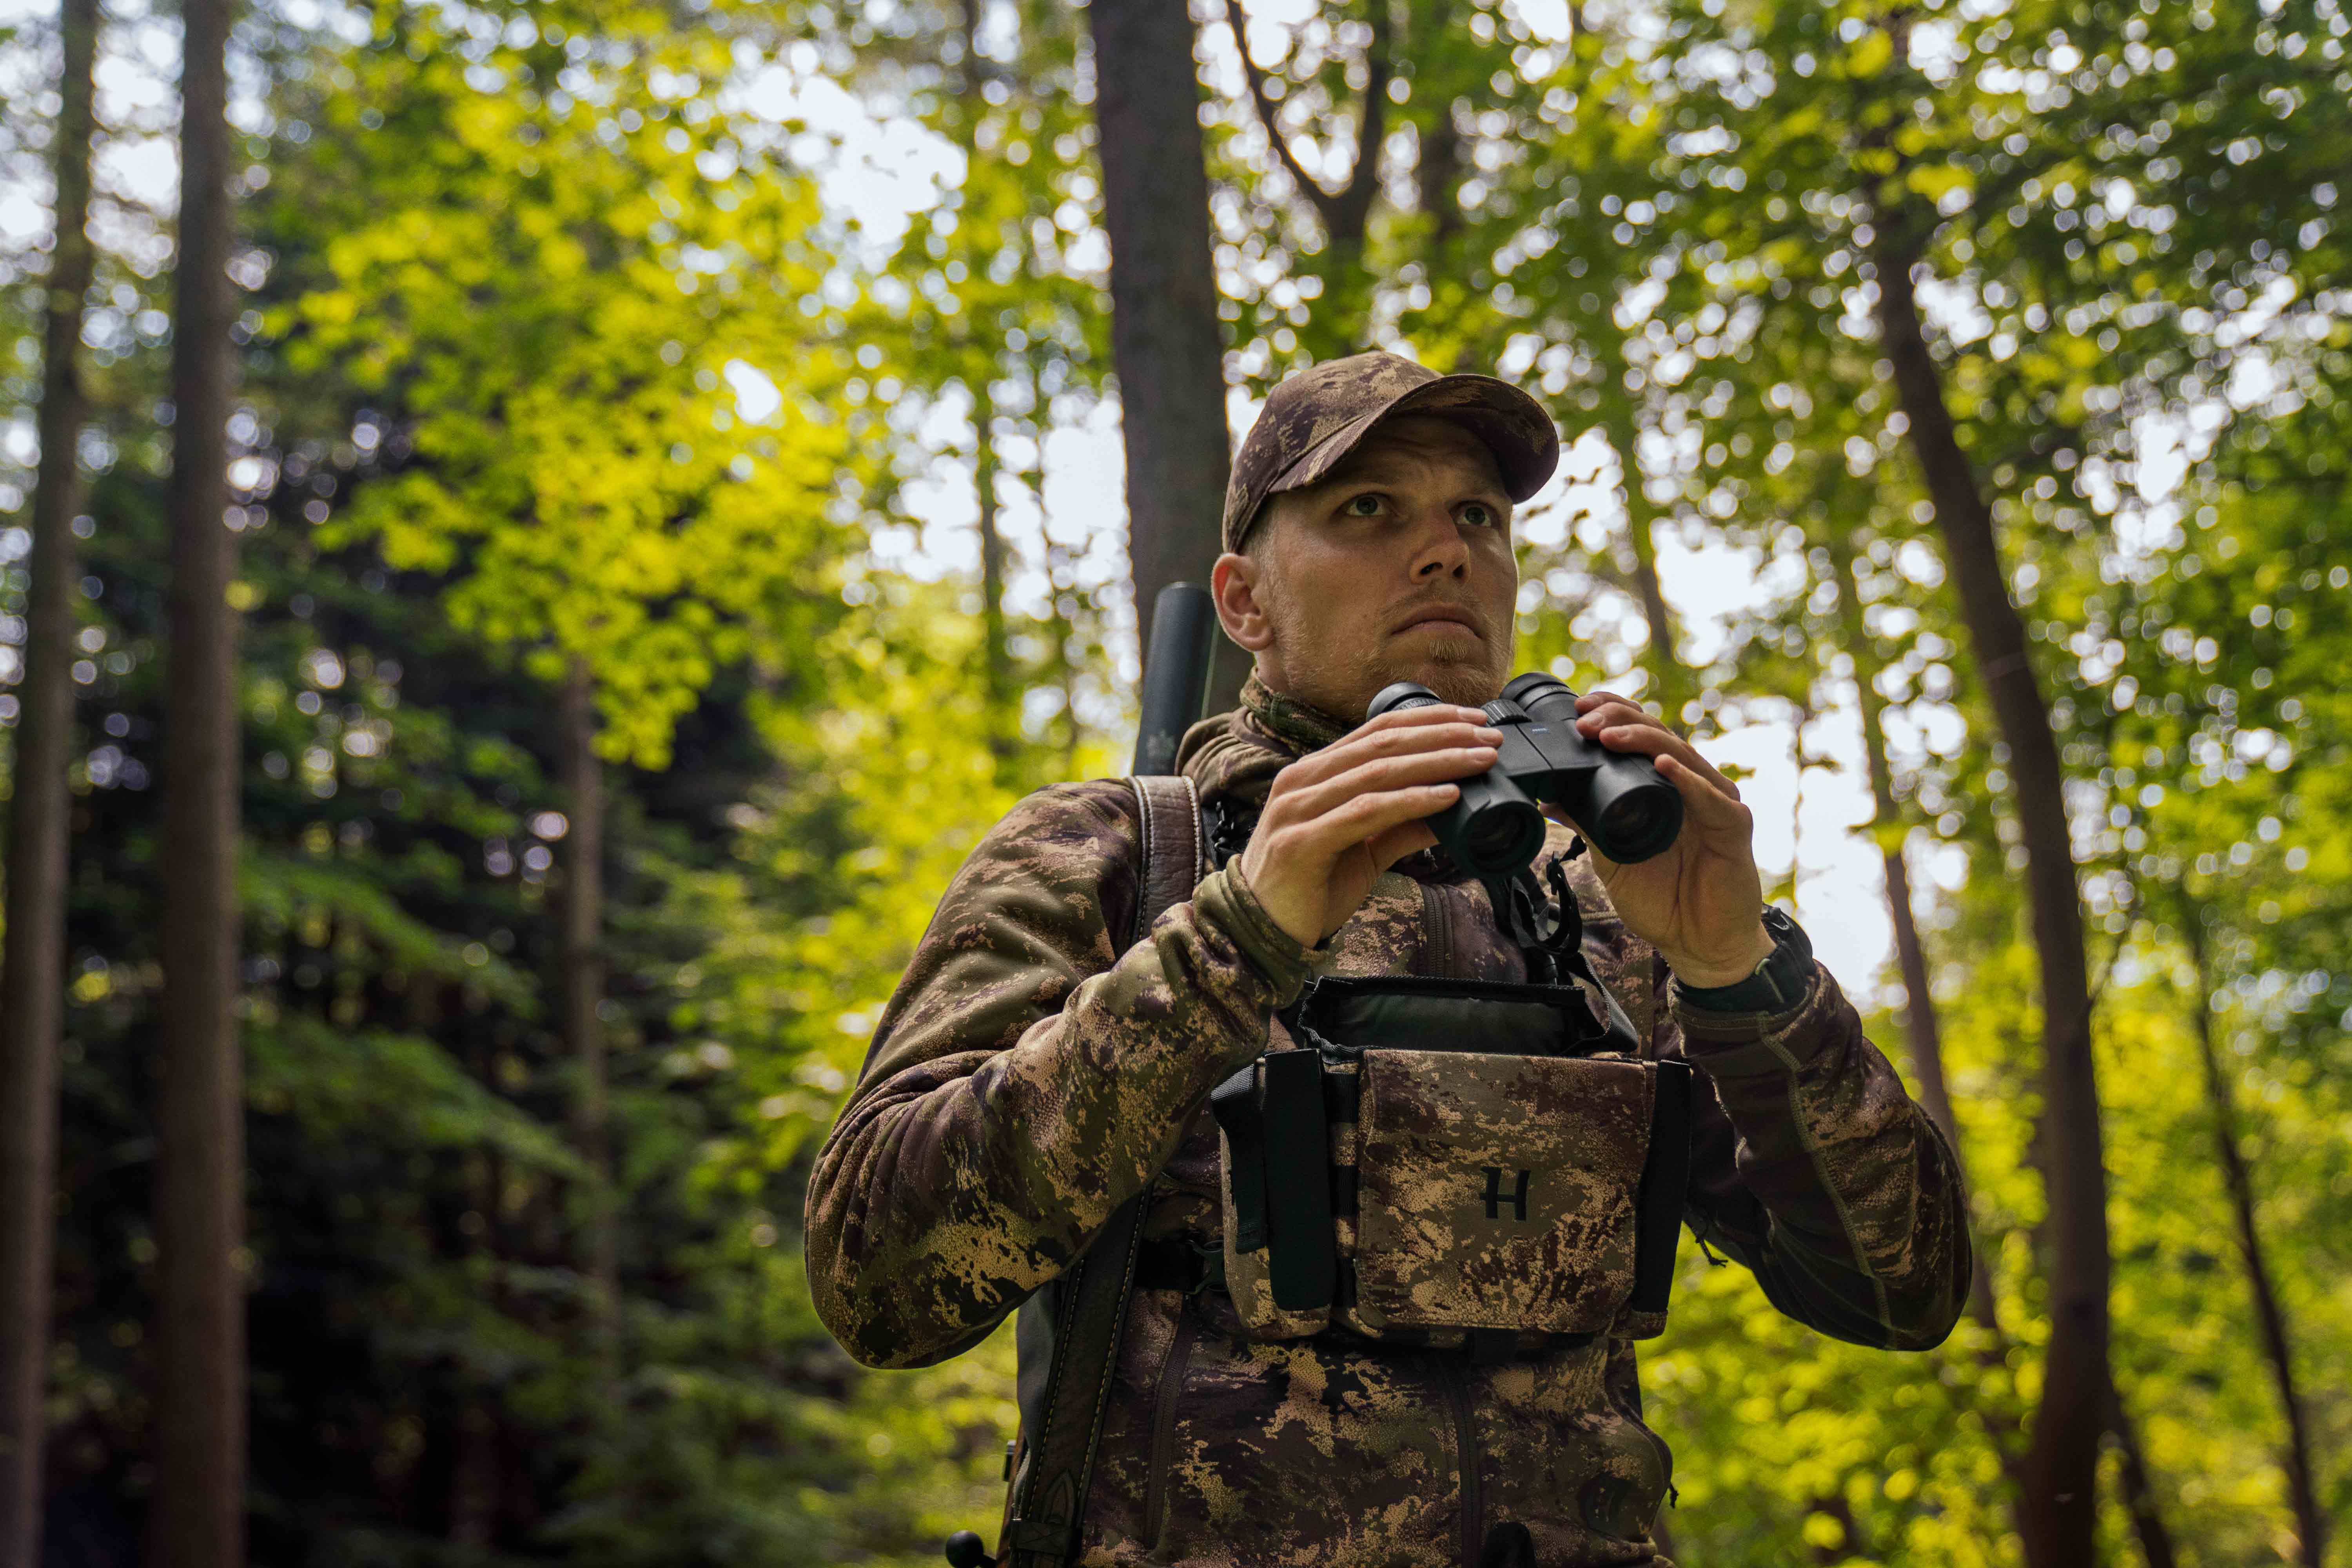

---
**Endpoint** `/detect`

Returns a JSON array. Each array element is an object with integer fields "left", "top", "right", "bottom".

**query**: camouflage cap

[{"left": 1222, "top": 351, "right": 1560, "bottom": 554}]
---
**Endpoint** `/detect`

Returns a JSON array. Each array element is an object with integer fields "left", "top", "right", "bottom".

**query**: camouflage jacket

[{"left": 805, "top": 679, "right": 1971, "bottom": 1567}]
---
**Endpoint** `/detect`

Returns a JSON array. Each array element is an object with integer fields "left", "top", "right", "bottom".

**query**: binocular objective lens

[
  {"left": 1460, "top": 802, "right": 1543, "bottom": 872},
  {"left": 1597, "top": 793, "right": 1671, "bottom": 855}
]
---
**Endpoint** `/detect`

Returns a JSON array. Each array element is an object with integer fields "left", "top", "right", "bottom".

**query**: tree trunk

[
  {"left": 1805, "top": 1492, "right": 1866, "bottom": 1564},
  {"left": 1786, "top": 698, "right": 1809, "bottom": 918},
  {"left": 1591, "top": 398, "right": 1688, "bottom": 719},
  {"left": 2182, "top": 907, "right": 2328, "bottom": 1567},
  {"left": 0, "top": 1, "right": 98, "bottom": 1555},
  {"left": 1874, "top": 246, "right": 2108, "bottom": 1568},
  {"left": 1045, "top": 540, "right": 1082, "bottom": 778},
  {"left": 448, "top": 1005, "right": 503, "bottom": 1551},
  {"left": 1087, "top": 0, "right": 1237, "bottom": 711},
  {"left": 1817, "top": 525, "right": 2003, "bottom": 1332},
  {"left": 558, "top": 663, "right": 616, "bottom": 1370},
  {"left": 1415, "top": 95, "right": 1463, "bottom": 243},
  {"left": 974, "top": 377, "right": 1015, "bottom": 762},
  {"left": 2108, "top": 1376, "right": 2179, "bottom": 1568},
  {"left": 956, "top": 4, "right": 1018, "bottom": 764},
  {"left": 1616, "top": 485, "right": 1686, "bottom": 717},
  {"left": 446, "top": 1154, "right": 500, "bottom": 1551},
  {"left": 151, "top": 0, "right": 244, "bottom": 1557}
]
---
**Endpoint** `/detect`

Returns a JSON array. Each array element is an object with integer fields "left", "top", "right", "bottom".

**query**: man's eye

[
  {"left": 1343, "top": 494, "right": 1385, "bottom": 517},
  {"left": 1459, "top": 502, "right": 1500, "bottom": 528}
]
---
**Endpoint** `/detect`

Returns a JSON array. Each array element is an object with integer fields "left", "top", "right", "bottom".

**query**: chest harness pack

[{"left": 1201, "top": 796, "right": 1694, "bottom": 1352}]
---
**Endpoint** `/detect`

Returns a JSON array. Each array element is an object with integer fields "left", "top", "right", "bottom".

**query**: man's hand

[
  {"left": 1237, "top": 705, "right": 1504, "bottom": 947},
  {"left": 1551, "top": 692, "right": 1776, "bottom": 988}
]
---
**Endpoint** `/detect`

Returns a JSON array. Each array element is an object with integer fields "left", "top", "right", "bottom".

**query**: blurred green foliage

[{"left": 0, "top": 0, "right": 2348, "bottom": 1563}]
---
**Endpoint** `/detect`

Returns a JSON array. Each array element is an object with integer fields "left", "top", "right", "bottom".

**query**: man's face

[{"left": 1212, "top": 416, "right": 1520, "bottom": 720}]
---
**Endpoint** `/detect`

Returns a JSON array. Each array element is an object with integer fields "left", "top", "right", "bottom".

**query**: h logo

[{"left": 1481, "top": 1166, "right": 1531, "bottom": 1222}]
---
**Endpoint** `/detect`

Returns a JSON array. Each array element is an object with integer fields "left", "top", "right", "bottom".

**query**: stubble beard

[
  {"left": 1267, "top": 617, "right": 1510, "bottom": 721},
  {"left": 1414, "top": 648, "right": 1508, "bottom": 709}
]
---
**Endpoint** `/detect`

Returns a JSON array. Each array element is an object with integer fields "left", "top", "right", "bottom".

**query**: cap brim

[{"left": 1265, "top": 373, "right": 1561, "bottom": 505}]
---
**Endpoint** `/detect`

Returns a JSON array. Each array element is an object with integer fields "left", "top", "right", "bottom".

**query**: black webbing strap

[
  {"left": 1001, "top": 775, "right": 1201, "bottom": 1568},
  {"left": 1209, "top": 1064, "right": 1269, "bottom": 1253},
  {"left": 1628, "top": 1059, "right": 1695, "bottom": 1314},
  {"left": 1524, "top": 853, "right": 1643, "bottom": 1053},
  {"left": 1259, "top": 1047, "right": 1337, "bottom": 1311}
]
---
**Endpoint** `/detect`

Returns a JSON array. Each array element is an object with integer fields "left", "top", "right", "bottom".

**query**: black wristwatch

[{"left": 1675, "top": 906, "right": 1815, "bottom": 1012}]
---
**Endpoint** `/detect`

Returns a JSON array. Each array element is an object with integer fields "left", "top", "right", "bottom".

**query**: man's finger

[
  {"left": 1584, "top": 717, "right": 1742, "bottom": 801},
  {"left": 1271, "top": 708, "right": 1496, "bottom": 791},
  {"left": 1574, "top": 702, "right": 1674, "bottom": 751},
  {"left": 1270, "top": 746, "right": 1497, "bottom": 826},
  {"left": 1655, "top": 751, "right": 1753, "bottom": 831},
  {"left": 1283, "top": 782, "right": 1466, "bottom": 858}
]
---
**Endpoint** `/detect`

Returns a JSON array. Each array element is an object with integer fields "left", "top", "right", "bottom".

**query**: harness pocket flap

[{"left": 1353, "top": 1049, "right": 1653, "bottom": 1335}]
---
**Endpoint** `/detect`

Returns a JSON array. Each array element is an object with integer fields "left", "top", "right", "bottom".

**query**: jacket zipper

[
  {"left": 1140, "top": 1310, "right": 1198, "bottom": 1552},
  {"left": 1437, "top": 1357, "right": 1482, "bottom": 1568}
]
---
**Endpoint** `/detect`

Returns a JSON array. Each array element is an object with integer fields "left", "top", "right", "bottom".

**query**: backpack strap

[{"left": 1000, "top": 775, "right": 1202, "bottom": 1568}]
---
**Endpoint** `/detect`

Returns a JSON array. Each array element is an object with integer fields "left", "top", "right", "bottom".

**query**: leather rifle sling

[{"left": 1001, "top": 775, "right": 1202, "bottom": 1567}]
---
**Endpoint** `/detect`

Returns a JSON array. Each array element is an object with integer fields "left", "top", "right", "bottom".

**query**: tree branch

[{"left": 1222, "top": 0, "right": 1388, "bottom": 246}]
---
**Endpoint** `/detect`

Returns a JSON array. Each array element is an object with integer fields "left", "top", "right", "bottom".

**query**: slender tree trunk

[
  {"left": 1874, "top": 246, "right": 2108, "bottom": 1568},
  {"left": 1592, "top": 396, "right": 1688, "bottom": 718},
  {"left": 447, "top": 998, "right": 502, "bottom": 1551},
  {"left": 151, "top": 0, "right": 244, "bottom": 1558},
  {"left": 2182, "top": 908, "right": 2328, "bottom": 1567},
  {"left": 1087, "top": 0, "right": 1237, "bottom": 710},
  {"left": 558, "top": 664, "right": 615, "bottom": 1369},
  {"left": 1415, "top": 94, "right": 1462, "bottom": 243},
  {"left": 448, "top": 1149, "right": 499, "bottom": 1550},
  {"left": 956, "top": 3, "right": 1018, "bottom": 762},
  {"left": 1617, "top": 489, "right": 1686, "bottom": 717},
  {"left": 1805, "top": 1492, "right": 1866, "bottom": 1564},
  {"left": 2108, "top": 1376, "right": 2180, "bottom": 1568},
  {"left": 1047, "top": 543, "right": 1082, "bottom": 778},
  {"left": 1786, "top": 697, "right": 1809, "bottom": 918},
  {"left": 973, "top": 378, "right": 1015, "bottom": 762},
  {"left": 1818, "top": 526, "right": 2003, "bottom": 1331},
  {"left": 0, "top": 2, "right": 99, "bottom": 1556}
]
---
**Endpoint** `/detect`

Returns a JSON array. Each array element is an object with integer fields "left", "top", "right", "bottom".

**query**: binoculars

[{"left": 1366, "top": 673, "right": 1683, "bottom": 874}]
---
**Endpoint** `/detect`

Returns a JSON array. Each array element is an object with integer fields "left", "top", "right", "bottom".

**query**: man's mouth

[{"left": 1393, "top": 605, "right": 1483, "bottom": 640}]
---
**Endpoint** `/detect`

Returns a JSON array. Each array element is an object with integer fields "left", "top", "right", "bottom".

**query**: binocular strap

[{"left": 1489, "top": 853, "right": 1642, "bottom": 1056}]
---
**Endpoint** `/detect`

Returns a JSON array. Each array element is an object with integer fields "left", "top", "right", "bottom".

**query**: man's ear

[{"left": 1210, "top": 551, "right": 1276, "bottom": 653}]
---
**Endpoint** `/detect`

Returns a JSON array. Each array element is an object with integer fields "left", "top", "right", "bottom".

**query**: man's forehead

[{"left": 1312, "top": 417, "right": 1510, "bottom": 490}]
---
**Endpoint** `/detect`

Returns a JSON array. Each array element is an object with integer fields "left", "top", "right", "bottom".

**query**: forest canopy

[{"left": 0, "top": 0, "right": 2347, "bottom": 1563}]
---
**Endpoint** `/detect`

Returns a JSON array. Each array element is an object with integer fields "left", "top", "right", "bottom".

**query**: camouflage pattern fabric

[
  {"left": 804, "top": 675, "right": 1972, "bottom": 1567},
  {"left": 1351, "top": 1049, "right": 1652, "bottom": 1338},
  {"left": 1221, "top": 351, "right": 1563, "bottom": 552}
]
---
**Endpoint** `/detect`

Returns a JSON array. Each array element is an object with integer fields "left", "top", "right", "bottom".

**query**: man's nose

[{"left": 1408, "top": 504, "right": 1471, "bottom": 579}]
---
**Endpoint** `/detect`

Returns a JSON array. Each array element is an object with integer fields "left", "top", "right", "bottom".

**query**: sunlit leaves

[{"left": 271, "top": 7, "right": 856, "bottom": 769}]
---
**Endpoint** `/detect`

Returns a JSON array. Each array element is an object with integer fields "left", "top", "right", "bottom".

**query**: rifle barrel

[{"left": 1133, "top": 583, "right": 1216, "bottom": 774}]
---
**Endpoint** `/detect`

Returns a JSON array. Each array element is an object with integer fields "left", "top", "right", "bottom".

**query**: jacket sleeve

[
  {"left": 1664, "top": 960, "right": 1973, "bottom": 1351},
  {"left": 802, "top": 781, "right": 1321, "bottom": 1370}
]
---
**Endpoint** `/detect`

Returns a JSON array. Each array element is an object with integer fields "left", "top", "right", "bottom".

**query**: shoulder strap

[
  {"left": 1001, "top": 776, "right": 1201, "bottom": 1568},
  {"left": 1131, "top": 774, "right": 1204, "bottom": 942}
]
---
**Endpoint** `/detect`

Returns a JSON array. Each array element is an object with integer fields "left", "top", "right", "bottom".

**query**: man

[{"left": 805, "top": 352, "right": 1970, "bottom": 1566}]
